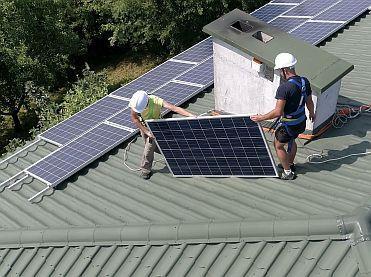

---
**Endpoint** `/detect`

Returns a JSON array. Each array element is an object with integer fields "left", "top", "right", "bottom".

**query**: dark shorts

[{"left": 275, "top": 121, "right": 306, "bottom": 143}]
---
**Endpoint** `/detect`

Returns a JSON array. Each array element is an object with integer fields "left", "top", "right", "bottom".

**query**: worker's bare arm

[
  {"left": 305, "top": 95, "right": 316, "bottom": 122},
  {"left": 130, "top": 109, "right": 154, "bottom": 138},
  {"left": 163, "top": 101, "right": 195, "bottom": 117},
  {"left": 251, "top": 99, "right": 285, "bottom": 122}
]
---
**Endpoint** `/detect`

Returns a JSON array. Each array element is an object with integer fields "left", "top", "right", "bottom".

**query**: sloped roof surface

[
  {"left": 0, "top": 11, "right": 371, "bottom": 277},
  {"left": 0, "top": 240, "right": 358, "bottom": 276}
]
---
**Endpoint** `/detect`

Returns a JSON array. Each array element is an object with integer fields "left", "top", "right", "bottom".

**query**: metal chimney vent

[{"left": 230, "top": 20, "right": 254, "bottom": 33}]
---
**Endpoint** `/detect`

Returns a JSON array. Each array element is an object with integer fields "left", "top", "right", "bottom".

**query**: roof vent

[
  {"left": 231, "top": 20, "right": 254, "bottom": 33},
  {"left": 252, "top": 31, "right": 273, "bottom": 43}
]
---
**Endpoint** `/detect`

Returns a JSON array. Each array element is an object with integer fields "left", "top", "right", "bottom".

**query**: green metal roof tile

[{"left": 0, "top": 10, "right": 370, "bottom": 277}]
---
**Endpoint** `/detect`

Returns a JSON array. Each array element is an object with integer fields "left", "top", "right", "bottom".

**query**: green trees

[
  {"left": 0, "top": 0, "right": 84, "bottom": 132},
  {"left": 1, "top": 0, "right": 270, "bottom": 155},
  {"left": 95, "top": 0, "right": 266, "bottom": 54}
]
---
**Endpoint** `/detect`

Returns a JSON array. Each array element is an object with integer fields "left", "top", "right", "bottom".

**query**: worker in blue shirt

[{"left": 251, "top": 53, "right": 315, "bottom": 180}]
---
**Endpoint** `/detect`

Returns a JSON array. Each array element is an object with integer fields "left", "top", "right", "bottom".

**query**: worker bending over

[
  {"left": 251, "top": 53, "right": 315, "bottom": 180},
  {"left": 129, "top": 90, "right": 194, "bottom": 179}
]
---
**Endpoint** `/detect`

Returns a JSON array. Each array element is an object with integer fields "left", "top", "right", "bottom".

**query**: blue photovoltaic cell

[
  {"left": 107, "top": 108, "right": 137, "bottom": 130},
  {"left": 175, "top": 58, "right": 214, "bottom": 86},
  {"left": 290, "top": 21, "right": 343, "bottom": 45},
  {"left": 284, "top": 0, "right": 339, "bottom": 17},
  {"left": 153, "top": 82, "right": 201, "bottom": 108},
  {"left": 173, "top": 37, "right": 213, "bottom": 63},
  {"left": 251, "top": 4, "right": 294, "bottom": 22},
  {"left": 40, "top": 97, "right": 127, "bottom": 145},
  {"left": 147, "top": 116, "right": 277, "bottom": 177},
  {"left": 313, "top": 0, "right": 370, "bottom": 21},
  {"left": 269, "top": 17, "right": 308, "bottom": 32},
  {"left": 28, "top": 124, "right": 132, "bottom": 186},
  {"left": 112, "top": 61, "right": 194, "bottom": 99}
]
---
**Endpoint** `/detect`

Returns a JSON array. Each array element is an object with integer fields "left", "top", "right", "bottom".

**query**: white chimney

[{"left": 203, "top": 9, "right": 353, "bottom": 135}]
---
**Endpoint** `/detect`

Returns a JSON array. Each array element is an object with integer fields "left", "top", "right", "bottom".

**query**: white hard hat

[
  {"left": 129, "top": 90, "right": 149, "bottom": 113},
  {"left": 274, "top": 53, "right": 297, "bottom": 69}
]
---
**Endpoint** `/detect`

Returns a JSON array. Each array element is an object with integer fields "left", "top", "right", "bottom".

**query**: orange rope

[{"left": 263, "top": 105, "right": 371, "bottom": 141}]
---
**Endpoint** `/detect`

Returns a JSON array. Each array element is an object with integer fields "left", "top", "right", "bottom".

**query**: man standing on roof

[
  {"left": 251, "top": 53, "right": 315, "bottom": 180},
  {"left": 129, "top": 90, "right": 195, "bottom": 180}
]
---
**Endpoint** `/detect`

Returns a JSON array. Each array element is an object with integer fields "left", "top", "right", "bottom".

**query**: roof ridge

[{"left": 0, "top": 215, "right": 345, "bottom": 249}]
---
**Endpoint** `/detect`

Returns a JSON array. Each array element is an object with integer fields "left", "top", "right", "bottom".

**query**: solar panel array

[
  {"left": 252, "top": 0, "right": 371, "bottom": 45},
  {"left": 175, "top": 58, "right": 214, "bottom": 86},
  {"left": 27, "top": 124, "right": 132, "bottom": 186},
  {"left": 24, "top": 38, "right": 214, "bottom": 194},
  {"left": 112, "top": 61, "right": 194, "bottom": 99},
  {"left": 40, "top": 97, "right": 127, "bottom": 145},
  {"left": 147, "top": 116, "right": 278, "bottom": 177}
]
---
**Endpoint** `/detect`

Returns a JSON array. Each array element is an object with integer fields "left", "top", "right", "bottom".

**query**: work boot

[
  {"left": 280, "top": 171, "right": 296, "bottom": 180},
  {"left": 140, "top": 171, "right": 152, "bottom": 180}
]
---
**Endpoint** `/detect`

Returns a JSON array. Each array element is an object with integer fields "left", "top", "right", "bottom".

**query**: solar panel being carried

[{"left": 147, "top": 116, "right": 278, "bottom": 177}]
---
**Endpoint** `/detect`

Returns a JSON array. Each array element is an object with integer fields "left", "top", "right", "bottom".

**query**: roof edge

[{"left": 0, "top": 216, "right": 344, "bottom": 249}]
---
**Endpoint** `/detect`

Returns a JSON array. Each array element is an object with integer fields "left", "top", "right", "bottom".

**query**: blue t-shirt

[{"left": 275, "top": 76, "right": 312, "bottom": 116}]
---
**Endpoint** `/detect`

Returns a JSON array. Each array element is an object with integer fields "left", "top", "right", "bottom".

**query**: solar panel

[
  {"left": 27, "top": 124, "right": 133, "bottom": 186},
  {"left": 269, "top": 17, "right": 308, "bottom": 32},
  {"left": 172, "top": 37, "right": 213, "bottom": 63},
  {"left": 313, "top": 0, "right": 370, "bottom": 21},
  {"left": 107, "top": 108, "right": 137, "bottom": 130},
  {"left": 147, "top": 116, "right": 278, "bottom": 177},
  {"left": 175, "top": 58, "right": 214, "bottom": 86},
  {"left": 290, "top": 21, "right": 344, "bottom": 45},
  {"left": 251, "top": 4, "right": 294, "bottom": 22},
  {"left": 256, "top": 0, "right": 371, "bottom": 46},
  {"left": 152, "top": 82, "right": 202, "bottom": 108},
  {"left": 40, "top": 97, "right": 127, "bottom": 145},
  {"left": 111, "top": 61, "right": 194, "bottom": 99},
  {"left": 284, "top": 0, "right": 339, "bottom": 17}
]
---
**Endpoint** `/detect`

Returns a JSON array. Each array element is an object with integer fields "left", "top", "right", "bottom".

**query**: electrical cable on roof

[
  {"left": 265, "top": 104, "right": 371, "bottom": 165},
  {"left": 123, "top": 138, "right": 141, "bottom": 172},
  {"left": 331, "top": 104, "right": 371, "bottom": 129},
  {"left": 123, "top": 136, "right": 165, "bottom": 172},
  {"left": 306, "top": 151, "right": 371, "bottom": 164}
]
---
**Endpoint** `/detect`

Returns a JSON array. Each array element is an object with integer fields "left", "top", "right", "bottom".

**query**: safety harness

[{"left": 276, "top": 77, "right": 308, "bottom": 152}]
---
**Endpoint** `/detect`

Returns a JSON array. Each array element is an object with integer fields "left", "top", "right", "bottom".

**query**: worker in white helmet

[
  {"left": 129, "top": 90, "right": 195, "bottom": 179},
  {"left": 251, "top": 53, "right": 315, "bottom": 180}
]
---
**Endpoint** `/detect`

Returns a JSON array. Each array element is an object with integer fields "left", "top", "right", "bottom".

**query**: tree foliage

[
  {"left": 94, "top": 0, "right": 269, "bottom": 54},
  {"left": 1, "top": 0, "right": 270, "bottom": 155},
  {"left": 34, "top": 68, "right": 109, "bottom": 133},
  {"left": 0, "top": 0, "right": 84, "bottom": 131}
]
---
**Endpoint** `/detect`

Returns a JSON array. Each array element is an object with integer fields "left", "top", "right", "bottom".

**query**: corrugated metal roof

[
  {"left": 0, "top": 11, "right": 371, "bottom": 277},
  {"left": 0, "top": 240, "right": 359, "bottom": 276}
]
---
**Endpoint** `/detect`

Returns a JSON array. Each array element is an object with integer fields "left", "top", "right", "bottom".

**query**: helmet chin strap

[{"left": 281, "top": 68, "right": 287, "bottom": 80}]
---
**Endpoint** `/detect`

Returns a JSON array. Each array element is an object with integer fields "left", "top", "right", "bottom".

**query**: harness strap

[{"left": 280, "top": 77, "right": 308, "bottom": 152}]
